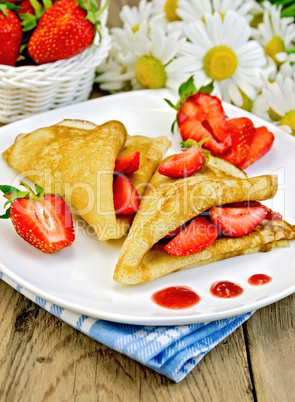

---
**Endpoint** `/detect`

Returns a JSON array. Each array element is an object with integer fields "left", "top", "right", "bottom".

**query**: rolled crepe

[
  {"left": 114, "top": 155, "right": 295, "bottom": 284},
  {"left": 2, "top": 119, "right": 170, "bottom": 241}
]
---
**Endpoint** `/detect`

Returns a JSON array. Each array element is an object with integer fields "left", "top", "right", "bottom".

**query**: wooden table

[{"left": 1, "top": 1, "right": 294, "bottom": 400}]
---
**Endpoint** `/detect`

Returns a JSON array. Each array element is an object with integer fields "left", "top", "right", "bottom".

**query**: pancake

[
  {"left": 113, "top": 155, "right": 295, "bottom": 284},
  {"left": 3, "top": 119, "right": 170, "bottom": 241}
]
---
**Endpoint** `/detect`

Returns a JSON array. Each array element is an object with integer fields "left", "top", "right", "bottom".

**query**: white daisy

[
  {"left": 261, "top": 74, "right": 295, "bottom": 134},
  {"left": 251, "top": 2, "right": 295, "bottom": 67},
  {"left": 178, "top": 11, "right": 266, "bottom": 107},
  {"left": 151, "top": 0, "right": 182, "bottom": 23},
  {"left": 177, "top": 0, "right": 255, "bottom": 22},
  {"left": 120, "top": 0, "right": 152, "bottom": 31},
  {"left": 97, "top": 26, "right": 196, "bottom": 91}
]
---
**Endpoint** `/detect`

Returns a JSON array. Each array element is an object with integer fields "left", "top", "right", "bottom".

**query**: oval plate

[{"left": 0, "top": 89, "right": 294, "bottom": 325}]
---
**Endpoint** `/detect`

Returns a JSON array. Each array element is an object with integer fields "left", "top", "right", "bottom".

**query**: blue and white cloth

[{"left": 0, "top": 271, "right": 253, "bottom": 383}]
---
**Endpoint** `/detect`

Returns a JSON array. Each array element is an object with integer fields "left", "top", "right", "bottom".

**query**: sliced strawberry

[
  {"left": 177, "top": 93, "right": 231, "bottom": 155},
  {"left": 0, "top": 183, "right": 75, "bottom": 253},
  {"left": 209, "top": 202, "right": 267, "bottom": 237},
  {"left": 115, "top": 151, "right": 140, "bottom": 175},
  {"left": 265, "top": 207, "right": 283, "bottom": 221},
  {"left": 158, "top": 146, "right": 205, "bottom": 178},
  {"left": 164, "top": 216, "right": 219, "bottom": 257},
  {"left": 238, "top": 126, "right": 275, "bottom": 169},
  {"left": 221, "top": 117, "right": 255, "bottom": 166},
  {"left": 113, "top": 175, "right": 140, "bottom": 215},
  {"left": 165, "top": 223, "right": 187, "bottom": 238}
]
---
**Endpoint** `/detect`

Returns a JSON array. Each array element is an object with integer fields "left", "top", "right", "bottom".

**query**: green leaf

[
  {"left": 164, "top": 98, "right": 178, "bottom": 111},
  {"left": 42, "top": 0, "right": 52, "bottom": 11},
  {"left": 4, "top": 191, "right": 29, "bottom": 208},
  {"left": 19, "top": 13, "right": 38, "bottom": 31},
  {"left": 35, "top": 184, "right": 44, "bottom": 196},
  {"left": 171, "top": 119, "right": 177, "bottom": 134},
  {"left": 0, "top": 185, "right": 19, "bottom": 194},
  {"left": 30, "top": 0, "right": 43, "bottom": 18},
  {"left": 198, "top": 137, "right": 211, "bottom": 147},
  {"left": 0, "top": 207, "right": 11, "bottom": 220},
  {"left": 198, "top": 81, "right": 214, "bottom": 95},
  {"left": 181, "top": 139, "right": 197, "bottom": 149},
  {"left": 178, "top": 76, "right": 197, "bottom": 98}
]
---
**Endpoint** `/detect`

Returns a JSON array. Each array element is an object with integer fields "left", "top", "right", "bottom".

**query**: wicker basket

[{"left": 0, "top": 2, "right": 111, "bottom": 124}]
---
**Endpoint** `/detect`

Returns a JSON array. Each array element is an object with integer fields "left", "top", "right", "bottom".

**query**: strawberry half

[
  {"left": 209, "top": 202, "right": 267, "bottom": 237},
  {"left": 115, "top": 151, "right": 140, "bottom": 175},
  {"left": 0, "top": 182, "right": 75, "bottom": 253},
  {"left": 177, "top": 93, "right": 231, "bottom": 155},
  {"left": 113, "top": 174, "right": 140, "bottom": 215},
  {"left": 238, "top": 126, "right": 275, "bottom": 169},
  {"left": 221, "top": 117, "right": 255, "bottom": 166},
  {"left": 158, "top": 145, "right": 205, "bottom": 178},
  {"left": 164, "top": 216, "right": 219, "bottom": 257}
]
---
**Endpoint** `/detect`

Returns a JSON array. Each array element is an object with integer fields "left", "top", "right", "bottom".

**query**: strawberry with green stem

[
  {"left": 0, "top": 1, "right": 22, "bottom": 66},
  {"left": 158, "top": 138, "right": 210, "bottom": 179},
  {"left": 27, "top": 0, "right": 109, "bottom": 64},
  {"left": 165, "top": 77, "right": 232, "bottom": 155},
  {"left": 0, "top": 182, "right": 75, "bottom": 253}
]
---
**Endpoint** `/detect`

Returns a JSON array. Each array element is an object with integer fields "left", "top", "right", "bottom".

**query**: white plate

[{"left": 0, "top": 89, "right": 295, "bottom": 325}]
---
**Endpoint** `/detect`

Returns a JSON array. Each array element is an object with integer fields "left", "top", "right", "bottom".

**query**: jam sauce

[
  {"left": 248, "top": 274, "right": 272, "bottom": 286},
  {"left": 210, "top": 281, "right": 243, "bottom": 298},
  {"left": 152, "top": 286, "right": 200, "bottom": 309}
]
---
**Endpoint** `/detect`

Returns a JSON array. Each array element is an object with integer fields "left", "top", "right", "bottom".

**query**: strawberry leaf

[
  {"left": 35, "top": 184, "right": 44, "bottom": 196},
  {"left": 181, "top": 139, "right": 197, "bottom": 149},
  {"left": 0, "top": 185, "right": 19, "bottom": 194},
  {"left": 0, "top": 2, "right": 19, "bottom": 15},
  {"left": 0, "top": 207, "right": 11, "bottom": 219},
  {"left": 164, "top": 98, "right": 177, "bottom": 111},
  {"left": 171, "top": 119, "right": 177, "bottom": 134},
  {"left": 178, "top": 76, "right": 197, "bottom": 99},
  {"left": 198, "top": 81, "right": 214, "bottom": 95}
]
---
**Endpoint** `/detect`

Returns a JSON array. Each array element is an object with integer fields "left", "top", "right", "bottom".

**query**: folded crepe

[
  {"left": 114, "top": 155, "right": 295, "bottom": 284},
  {"left": 2, "top": 119, "right": 170, "bottom": 241}
]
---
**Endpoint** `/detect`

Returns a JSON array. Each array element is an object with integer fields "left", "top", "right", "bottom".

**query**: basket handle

[{"left": 98, "top": 0, "right": 109, "bottom": 27}]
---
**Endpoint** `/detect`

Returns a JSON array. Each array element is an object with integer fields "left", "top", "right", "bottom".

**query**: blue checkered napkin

[{"left": 1, "top": 271, "right": 253, "bottom": 383}]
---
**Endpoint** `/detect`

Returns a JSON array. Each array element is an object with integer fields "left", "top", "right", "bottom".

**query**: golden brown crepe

[
  {"left": 114, "top": 155, "right": 295, "bottom": 284},
  {"left": 3, "top": 119, "right": 170, "bottom": 241}
]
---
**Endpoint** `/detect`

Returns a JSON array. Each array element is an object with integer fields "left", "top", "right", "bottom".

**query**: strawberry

[
  {"left": 113, "top": 174, "right": 140, "bottom": 215},
  {"left": 164, "top": 216, "right": 219, "bottom": 257},
  {"left": 165, "top": 77, "right": 231, "bottom": 155},
  {"left": 209, "top": 202, "right": 267, "bottom": 237},
  {"left": 165, "top": 223, "right": 187, "bottom": 238},
  {"left": 158, "top": 145, "right": 205, "bottom": 178},
  {"left": 178, "top": 93, "right": 231, "bottom": 155},
  {"left": 265, "top": 207, "right": 283, "bottom": 221},
  {"left": 0, "top": 182, "right": 75, "bottom": 253},
  {"left": 16, "top": 0, "right": 36, "bottom": 15},
  {"left": 115, "top": 151, "right": 140, "bottom": 175},
  {"left": 221, "top": 117, "right": 255, "bottom": 166},
  {"left": 27, "top": 0, "right": 98, "bottom": 64},
  {"left": 0, "top": 3, "right": 22, "bottom": 66},
  {"left": 238, "top": 126, "right": 275, "bottom": 169}
]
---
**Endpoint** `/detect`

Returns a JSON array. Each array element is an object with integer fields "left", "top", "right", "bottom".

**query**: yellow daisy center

[
  {"left": 280, "top": 110, "right": 295, "bottom": 134},
  {"left": 132, "top": 23, "right": 140, "bottom": 34},
  {"left": 164, "top": 0, "right": 181, "bottom": 22},
  {"left": 265, "top": 36, "right": 286, "bottom": 65},
  {"left": 203, "top": 46, "right": 238, "bottom": 81},
  {"left": 134, "top": 55, "right": 167, "bottom": 89}
]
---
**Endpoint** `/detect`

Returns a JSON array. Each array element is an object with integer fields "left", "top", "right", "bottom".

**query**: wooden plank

[
  {"left": 245, "top": 293, "right": 295, "bottom": 402},
  {"left": 0, "top": 281, "right": 254, "bottom": 401}
]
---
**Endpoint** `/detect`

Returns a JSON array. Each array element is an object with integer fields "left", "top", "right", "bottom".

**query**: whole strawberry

[
  {"left": 0, "top": 3, "right": 22, "bottom": 66},
  {"left": 28, "top": 0, "right": 96, "bottom": 64},
  {"left": 0, "top": 182, "right": 75, "bottom": 253}
]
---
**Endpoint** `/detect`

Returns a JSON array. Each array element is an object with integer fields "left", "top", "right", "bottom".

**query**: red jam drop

[
  {"left": 152, "top": 286, "right": 200, "bottom": 309},
  {"left": 248, "top": 274, "right": 272, "bottom": 286},
  {"left": 210, "top": 281, "right": 243, "bottom": 298}
]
